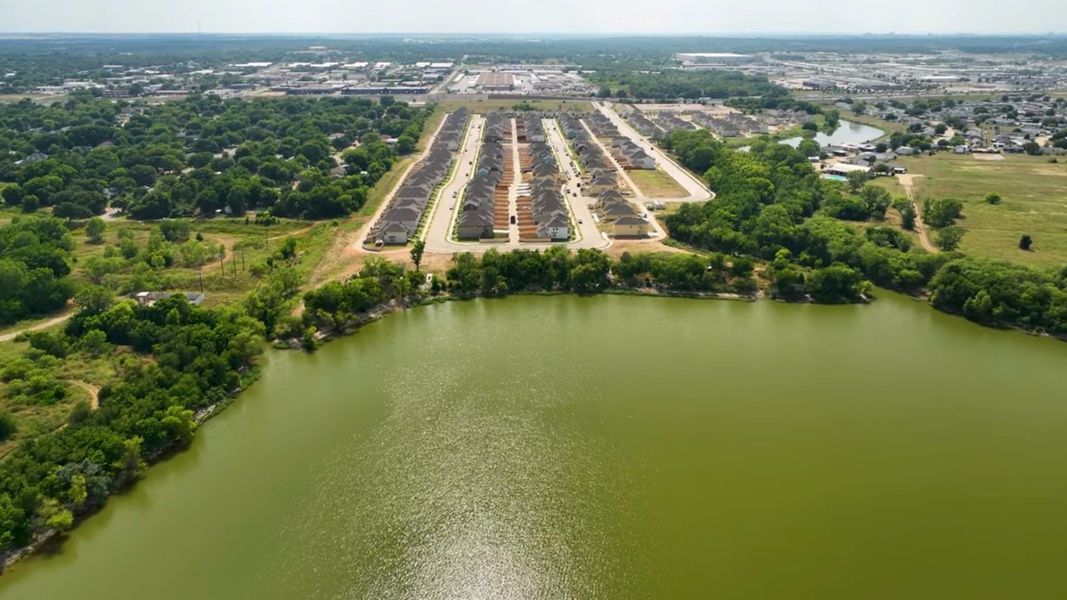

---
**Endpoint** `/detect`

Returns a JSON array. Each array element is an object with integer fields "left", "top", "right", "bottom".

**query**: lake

[
  {"left": 4, "top": 293, "right": 1067, "bottom": 598},
  {"left": 783, "top": 119, "right": 886, "bottom": 148}
]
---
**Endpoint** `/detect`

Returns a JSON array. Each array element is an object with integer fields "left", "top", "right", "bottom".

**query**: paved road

[
  {"left": 594, "top": 101, "right": 714, "bottom": 203},
  {"left": 545, "top": 118, "right": 663, "bottom": 242},
  {"left": 506, "top": 118, "right": 520, "bottom": 243},
  {"left": 421, "top": 114, "right": 486, "bottom": 252},
  {"left": 542, "top": 118, "right": 618, "bottom": 244},
  {"left": 420, "top": 115, "right": 611, "bottom": 253}
]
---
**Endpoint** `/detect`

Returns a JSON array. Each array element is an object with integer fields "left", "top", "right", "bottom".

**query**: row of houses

[
  {"left": 620, "top": 107, "right": 700, "bottom": 141},
  {"left": 368, "top": 108, "right": 470, "bottom": 245},
  {"left": 517, "top": 111, "right": 547, "bottom": 143},
  {"left": 621, "top": 108, "right": 666, "bottom": 139},
  {"left": 456, "top": 112, "right": 509, "bottom": 240},
  {"left": 558, "top": 114, "right": 609, "bottom": 172},
  {"left": 557, "top": 113, "right": 621, "bottom": 193},
  {"left": 584, "top": 113, "right": 656, "bottom": 170},
  {"left": 688, "top": 111, "right": 766, "bottom": 138},
  {"left": 518, "top": 114, "right": 570, "bottom": 241},
  {"left": 594, "top": 188, "right": 649, "bottom": 238},
  {"left": 650, "top": 111, "right": 697, "bottom": 135},
  {"left": 556, "top": 114, "right": 648, "bottom": 238}
]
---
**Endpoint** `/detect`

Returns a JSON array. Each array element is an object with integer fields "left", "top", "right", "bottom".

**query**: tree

[
  {"left": 797, "top": 139, "right": 821, "bottom": 158},
  {"left": 859, "top": 186, "right": 891, "bottom": 219},
  {"left": 901, "top": 206, "right": 916, "bottom": 231},
  {"left": 80, "top": 329, "right": 110, "bottom": 356},
  {"left": 159, "top": 220, "right": 191, "bottom": 243},
  {"left": 159, "top": 404, "right": 197, "bottom": 446},
  {"left": 396, "top": 134, "right": 416, "bottom": 155},
  {"left": 846, "top": 170, "right": 868, "bottom": 193},
  {"left": 923, "top": 198, "right": 964, "bottom": 228},
  {"left": 936, "top": 226, "right": 965, "bottom": 251},
  {"left": 1019, "top": 234, "right": 1033, "bottom": 251},
  {"left": 85, "top": 217, "right": 106, "bottom": 244},
  {"left": 0, "top": 411, "right": 16, "bottom": 442},
  {"left": 302, "top": 326, "right": 319, "bottom": 352},
  {"left": 38, "top": 498, "right": 73, "bottom": 532},
  {"left": 410, "top": 239, "right": 425, "bottom": 271},
  {"left": 985, "top": 193, "right": 1002, "bottom": 205},
  {"left": 807, "top": 263, "right": 865, "bottom": 303}
]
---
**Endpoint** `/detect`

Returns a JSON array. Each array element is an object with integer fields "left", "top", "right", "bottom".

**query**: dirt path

[
  {"left": 267, "top": 226, "right": 313, "bottom": 243},
  {"left": 0, "top": 309, "right": 74, "bottom": 343},
  {"left": 899, "top": 174, "right": 938, "bottom": 253},
  {"left": 68, "top": 380, "right": 101, "bottom": 410}
]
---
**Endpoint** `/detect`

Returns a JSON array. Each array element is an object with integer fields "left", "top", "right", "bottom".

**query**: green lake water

[{"left": 3, "top": 293, "right": 1067, "bottom": 598}]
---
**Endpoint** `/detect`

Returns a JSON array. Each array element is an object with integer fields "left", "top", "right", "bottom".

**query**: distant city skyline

[{"left": 2, "top": 0, "right": 1065, "bottom": 35}]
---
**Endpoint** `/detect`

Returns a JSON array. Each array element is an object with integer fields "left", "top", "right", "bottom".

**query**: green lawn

[
  {"left": 629, "top": 167, "right": 688, "bottom": 198},
  {"left": 898, "top": 154, "right": 1067, "bottom": 266}
]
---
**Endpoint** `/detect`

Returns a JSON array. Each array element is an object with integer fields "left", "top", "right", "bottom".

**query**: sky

[{"left": 0, "top": 0, "right": 1065, "bottom": 35}]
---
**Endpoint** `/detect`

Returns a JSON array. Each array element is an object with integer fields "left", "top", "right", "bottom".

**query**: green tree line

[{"left": 661, "top": 128, "right": 1067, "bottom": 330}]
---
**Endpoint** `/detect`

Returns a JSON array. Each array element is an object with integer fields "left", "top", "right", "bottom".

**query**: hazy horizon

[{"left": 1, "top": 0, "right": 1064, "bottom": 36}]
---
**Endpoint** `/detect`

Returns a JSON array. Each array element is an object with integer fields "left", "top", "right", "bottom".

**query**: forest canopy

[{"left": 0, "top": 94, "right": 430, "bottom": 220}]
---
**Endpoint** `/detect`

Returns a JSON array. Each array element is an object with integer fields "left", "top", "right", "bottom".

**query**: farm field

[{"left": 896, "top": 153, "right": 1067, "bottom": 266}]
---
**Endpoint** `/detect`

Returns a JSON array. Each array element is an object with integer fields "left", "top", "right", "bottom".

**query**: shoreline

[
  {"left": 3, "top": 282, "right": 1061, "bottom": 572},
  {"left": 0, "top": 365, "right": 263, "bottom": 573}
]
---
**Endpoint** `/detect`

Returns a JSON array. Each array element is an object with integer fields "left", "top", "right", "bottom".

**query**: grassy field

[
  {"left": 629, "top": 168, "right": 688, "bottom": 198},
  {"left": 0, "top": 335, "right": 123, "bottom": 458},
  {"left": 897, "top": 153, "right": 1067, "bottom": 266},
  {"left": 435, "top": 98, "right": 593, "bottom": 114}
]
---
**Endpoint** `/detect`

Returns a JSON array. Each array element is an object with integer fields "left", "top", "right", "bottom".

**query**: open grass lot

[
  {"left": 868, "top": 175, "right": 906, "bottom": 197},
  {"left": 629, "top": 167, "right": 688, "bottom": 198},
  {"left": 899, "top": 153, "right": 1067, "bottom": 266},
  {"left": 435, "top": 98, "right": 593, "bottom": 114},
  {"left": 0, "top": 337, "right": 123, "bottom": 458},
  {"left": 67, "top": 217, "right": 324, "bottom": 295}
]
